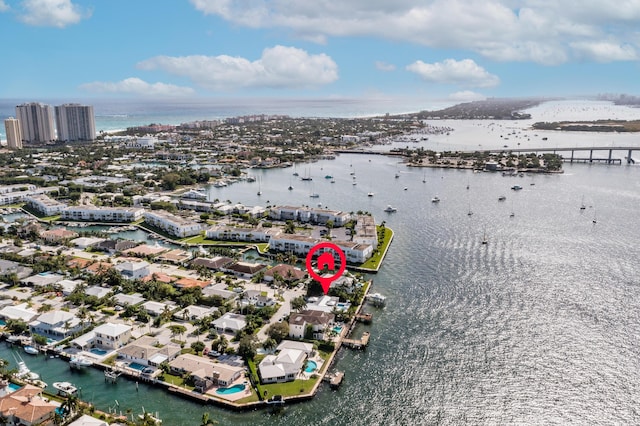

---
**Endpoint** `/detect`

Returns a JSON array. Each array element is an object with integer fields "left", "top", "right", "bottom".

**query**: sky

[{"left": 2, "top": 0, "right": 640, "bottom": 103}]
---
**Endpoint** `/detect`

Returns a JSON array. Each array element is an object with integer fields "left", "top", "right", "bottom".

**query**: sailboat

[
  {"left": 257, "top": 177, "right": 262, "bottom": 196},
  {"left": 481, "top": 231, "right": 488, "bottom": 245},
  {"left": 592, "top": 209, "right": 597, "bottom": 224},
  {"left": 301, "top": 168, "right": 312, "bottom": 181},
  {"left": 422, "top": 170, "right": 426, "bottom": 183},
  {"left": 288, "top": 178, "right": 293, "bottom": 191},
  {"left": 467, "top": 204, "right": 473, "bottom": 216},
  {"left": 580, "top": 196, "right": 586, "bottom": 211}
]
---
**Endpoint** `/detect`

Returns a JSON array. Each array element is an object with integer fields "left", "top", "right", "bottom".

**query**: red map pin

[{"left": 305, "top": 242, "right": 347, "bottom": 295}]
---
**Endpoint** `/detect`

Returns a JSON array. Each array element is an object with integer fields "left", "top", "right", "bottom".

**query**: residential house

[
  {"left": 243, "top": 290, "right": 276, "bottom": 307},
  {"left": 263, "top": 264, "right": 306, "bottom": 284},
  {"left": 212, "top": 312, "right": 246, "bottom": 334},
  {"left": 0, "top": 302, "right": 38, "bottom": 322},
  {"left": 0, "top": 384, "right": 57, "bottom": 426},
  {"left": 202, "top": 283, "right": 236, "bottom": 300},
  {"left": 113, "top": 293, "right": 145, "bottom": 307},
  {"left": 114, "top": 260, "right": 150, "bottom": 280},
  {"left": 222, "top": 261, "right": 267, "bottom": 279},
  {"left": 21, "top": 272, "right": 64, "bottom": 288},
  {"left": 173, "top": 305, "right": 218, "bottom": 322},
  {"left": 169, "top": 353, "right": 244, "bottom": 392},
  {"left": 39, "top": 228, "right": 78, "bottom": 243},
  {"left": 190, "top": 256, "right": 234, "bottom": 271},
  {"left": 93, "top": 322, "right": 132, "bottom": 350},
  {"left": 258, "top": 348, "right": 307, "bottom": 384},
  {"left": 288, "top": 310, "right": 334, "bottom": 340},
  {"left": 141, "top": 300, "right": 174, "bottom": 317},
  {"left": 117, "top": 335, "right": 181, "bottom": 367}
]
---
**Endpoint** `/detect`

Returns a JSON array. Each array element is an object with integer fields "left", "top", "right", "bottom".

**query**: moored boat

[
  {"left": 69, "top": 355, "right": 93, "bottom": 369},
  {"left": 53, "top": 381, "right": 78, "bottom": 396},
  {"left": 384, "top": 205, "right": 397, "bottom": 213},
  {"left": 23, "top": 345, "right": 38, "bottom": 355}
]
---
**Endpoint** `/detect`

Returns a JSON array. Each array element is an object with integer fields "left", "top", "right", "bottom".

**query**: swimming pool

[
  {"left": 0, "top": 320, "right": 5, "bottom": 326},
  {"left": 215, "top": 384, "right": 245, "bottom": 395},
  {"left": 305, "top": 360, "right": 317, "bottom": 373},
  {"left": 7, "top": 383, "right": 20, "bottom": 392},
  {"left": 90, "top": 348, "right": 108, "bottom": 356},
  {"left": 333, "top": 326, "right": 343, "bottom": 334},
  {"left": 129, "top": 362, "right": 146, "bottom": 371}
]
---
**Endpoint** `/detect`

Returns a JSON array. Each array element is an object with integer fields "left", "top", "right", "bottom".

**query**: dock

[
  {"left": 323, "top": 371, "right": 344, "bottom": 389},
  {"left": 355, "top": 312, "right": 372, "bottom": 324},
  {"left": 342, "top": 332, "right": 370, "bottom": 350}
]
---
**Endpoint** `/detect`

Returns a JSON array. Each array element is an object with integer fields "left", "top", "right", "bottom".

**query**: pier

[{"left": 342, "top": 332, "right": 370, "bottom": 350}]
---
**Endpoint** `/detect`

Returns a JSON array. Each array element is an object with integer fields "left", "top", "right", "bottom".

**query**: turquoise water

[
  {"left": 304, "top": 361, "right": 317, "bottom": 373},
  {"left": 215, "top": 384, "right": 245, "bottom": 395},
  {"left": 129, "top": 362, "right": 146, "bottom": 371},
  {"left": 0, "top": 320, "right": 5, "bottom": 326},
  {"left": 90, "top": 348, "right": 108, "bottom": 356},
  {"left": 8, "top": 383, "right": 20, "bottom": 391},
  {"left": 332, "top": 326, "right": 343, "bottom": 334}
]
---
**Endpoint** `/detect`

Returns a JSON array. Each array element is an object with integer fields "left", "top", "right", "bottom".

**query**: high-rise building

[
  {"left": 4, "top": 117, "right": 23, "bottom": 149},
  {"left": 55, "top": 103, "right": 96, "bottom": 142},
  {"left": 15, "top": 102, "right": 55, "bottom": 144}
]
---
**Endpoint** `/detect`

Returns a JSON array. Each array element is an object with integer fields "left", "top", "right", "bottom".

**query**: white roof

[
  {"left": 67, "top": 414, "right": 109, "bottom": 426},
  {"left": 70, "top": 331, "right": 96, "bottom": 347},
  {"left": 35, "top": 310, "right": 76, "bottom": 325},
  {"left": 0, "top": 303, "right": 38, "bottom": 321},
  {"left": 276, "top": 340, "right": 314, "bottom": 355},
  {"left": 94, "top": 322, "right": 131, "bottom": 337}
]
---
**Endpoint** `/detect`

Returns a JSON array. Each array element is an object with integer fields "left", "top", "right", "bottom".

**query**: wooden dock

[
  {"left": 355, "top": 312, "right": 372, "bottom": 324},
  {"left": 342, "top": 332, "right": 370, "bottom": 350},
  {"left": 323, "top": 371, "right": 344, "bottom": 389}
]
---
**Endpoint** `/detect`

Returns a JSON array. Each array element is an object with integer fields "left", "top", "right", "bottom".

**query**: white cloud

[
  {"left": 19, "top": 0, "right": 88, "bottom": 28},
  {"left": 79, "top": 78, "right": 195, "bottom": 97},
  {"left": 406, "top": 59, "right": 500, "bottom": 88},
  {"left": 570, "top": 41, "right": 638, "bottom": 62},
  {"left": 137, "top": 45, "right": 338, "bottom": 90},
  {"left": 375, "top": 61, "right": 396, "bottom": 72},
  {"left": 448, "top": 91, "right": 487, "bottom": 102},
  {"left": 190, "top": 0, "right": 640, "bottom": 65},
  {"left": 0, "top": 1, "right": 9, "bottom": 12}
]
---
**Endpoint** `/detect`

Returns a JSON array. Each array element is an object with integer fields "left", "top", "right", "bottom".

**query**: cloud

[
  {"left": 19, "top": 0, "right": 89, "bottom": 28},
  {"left": 570, "top": 41, "right": 638, "bottom": 62},
  {"left": 190, "top": 0, "right": 640, "bottom": 65},
  {"left": 375, "top": 61, "right": 396, "bottom": 72},
  {"left": 79, "top": 78, "right": 195, "bottom": 97},
  {"left": 0, "top": 1, "right": 9, "bottom": 12},
  {"left": 406, "top": 59, "right": 500, "bottom": 88},
  {"left": 137, "top": 45, "right": 338, "bottom": 90},
  {"left": 448, "top": 91, "right": 487, "bottom": 102}
]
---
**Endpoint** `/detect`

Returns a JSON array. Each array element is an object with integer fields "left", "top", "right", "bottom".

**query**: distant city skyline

[{"left": 2, "top": 1, "right": 640, "bottom": 102}]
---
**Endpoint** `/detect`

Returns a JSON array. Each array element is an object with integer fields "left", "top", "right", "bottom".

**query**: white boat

[
  {"left": 23, "top": 345, "right": 38, "bottom": 355},
  {"left": 366, "top": 293, "right": 387, "bottom": 307},
  {"left": 309, "top": 193, "right": 320, "bottom": 198},
  {"left": 367, "top": 192, "right": 374, "bottom": 197},
  {"left": 53, "top": 381, "right": 78, "bottom": 396},
  {"left": 384, "top": 205, "right": 397, "bottom": 213},
  {"left": 70, "top": 355, "right": 93, "bottom": 368},
  {"left": 498, "top": 195, "right": 506, "bottom": 201},
  {"left": 104, "top": 368, "right": 121, "bottom": 383},
  {"left": 17, "top": 361, "right": 39, "bottom": 380},
  {"left": 431, "top": 196, "right": 440, "bottom": 203}
]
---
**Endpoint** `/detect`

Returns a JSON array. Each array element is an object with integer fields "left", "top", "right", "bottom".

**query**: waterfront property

[
  {"left": 288, "top": 310, "right": 335, "bottom": 340},
  {"left": 117, "top": 335, "right": 181, "bottom": 368},
  {"left": 169, "top": 353, "right": 245, "bottom": 393},
  {"left": 29, "top": 310, "right": 82, "bottom": 339},
  {"left": 0, "top": 384, "right": 57, "bottom": 426},
  {"left": 24, "top": 193, "right": 68, "bottom": 216},
  {"left": 258, "top": 347, "right": 308, "bottom": 384},
  {"left": 60, "top": 206, "right": 144, "bottom": 222},
  {"left": 143, "top": 210, "right": 202, "bottom": 238}
]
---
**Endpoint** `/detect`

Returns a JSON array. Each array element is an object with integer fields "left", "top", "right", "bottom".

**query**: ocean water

[{"left": 1, "top": 100, "right": 640, "bottom": 425}]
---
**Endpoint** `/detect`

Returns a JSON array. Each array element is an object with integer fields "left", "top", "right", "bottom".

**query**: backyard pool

[
  {"left": 332, "top": 326, "right": 343, "bottom": 334},
  {"left": 215, "top": 383, "right": 246, "bottom": 395},
  {"left": 305, "top": 360, "right": 317, "bottom": 373},
  {"left": 129, "top": 362, "right": 146, "bottom": 371},
  {"left": 7, "top": 383, "right": 20, "bottom": 392},
  {"left": 90, "top": 348, "right": 108, "bottom": 356}
]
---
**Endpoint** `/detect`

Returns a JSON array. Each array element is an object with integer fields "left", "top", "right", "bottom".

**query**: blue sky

[{"left": 2, "top": 0, "right": 640, "bottom": 102}]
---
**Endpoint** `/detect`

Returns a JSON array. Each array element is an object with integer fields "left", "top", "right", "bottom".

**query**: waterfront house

[
  {"left": 169, "top": 353, "right": 244, "bottom": 391},
  {"left": 190, "top": 256, "right": 234, "bottom": 271},
  {"left": 276, "top": 340, "right": 314, "bottom": 356},
  {"left": 94, "top": 239, "right": 138, "bottom": 254},
  {"left": 143, "top": 210, "right": 202, "bottom": 238},
  {"left": 173, "top": 305, "right": 218, "bottom": 322},
  {"left": 67, "top": 414, "right": 109, "bottom": 426},
  {"left": 212, "top": 312, "right": 246, "bottom": 334},
  {"left": 306, "top": 295, "right": 351, "bottom": 314},
  {"left": 288, "top": 310, "right": 334, "bottom": 341},
  {"left": 94, "top": 322, "right": 132, "bottom": 350},
  {"left": 258, "top": 348, "right": 307, "bottom": 384},
  {"left": 222, "top": 261, "right": 267, "bottom": 279},
  {"left": 69, "top": 236, "right": 105, "bottom": 249},
  {"left": 117, "top": 336, "right": 181, "bottom": 367},
  {"left": 29, "top": 310, "right": 82, "bottom": 339},
  {"left": 0, "top": 384, "right": 57, "bottom": 426},
  {"left": 39, "top": 227, "right": 79, "bottom": 243}
]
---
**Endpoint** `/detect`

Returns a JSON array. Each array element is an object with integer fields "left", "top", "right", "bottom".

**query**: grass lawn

[
  {"left": 234, "top": 392, "right": 260, "bottom": 404},
  {"left": 181, "top": 234, "right": 253, "bottom": 246},
  {"left": 254, "top": 243, "right": 269, "bottom": 253},
  {"left": 261, "top": 376, "right": 319, "bottom": 396},
  {"left": 359, "top": 226, "right": 393, "bottom": 270},
  {"left": 162, "top": 373, "right": 195, "bottom": 390}
]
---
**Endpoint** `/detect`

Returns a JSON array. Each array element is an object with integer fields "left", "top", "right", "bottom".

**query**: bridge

[{"left": 471, "top": 146, "right": 640, "bottom": 165}]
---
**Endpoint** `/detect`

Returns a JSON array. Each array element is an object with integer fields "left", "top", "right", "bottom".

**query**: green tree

[
  {"left": 267, "top": 321, "right": 289, "bottom": 343},
  {"left": 290, "top": 296, "right": 307, "bottom": 312},
  {"left": 190, "top": 341, "right": 205, "bottom": 354},
  {"left": 237, "top": 334, "right": 257, "bottom": 360}
]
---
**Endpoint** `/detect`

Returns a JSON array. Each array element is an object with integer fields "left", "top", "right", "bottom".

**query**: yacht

[
  {"left": 53, "top": 381, "right": 78, "bottom": 396},
  {"left": 24, "top": 345, "right": 38, "bottom": 355},
  {"left": 366, "top": 293, "right": 387, "bottom": 307},
  {"left": 367, "top": 192, "right": 374, "bottom": 197},
  {"left": 309, "top": 193, "right": 320, "bottom": 198},
  {"left": 384, "top": 205, "right": 397, "bottom": 213},
  {"left": 431, "top": 196, "right": 440, "bottom": 203},
  {"left": 70, "top": 355, "right": 93, "bottom": 369},
  {"left": 17, "top": 360, "right": 39, "bottom": 380},
  {"left": 498, "top": 195, "right": 506, "bottom": 201}
]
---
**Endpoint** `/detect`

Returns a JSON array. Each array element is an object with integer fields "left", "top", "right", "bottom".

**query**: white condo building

[
  {"left": 55, "top": 103, "right": 96, "bottom": 142},
  {"left": 61, "top": 206, "right": 145, "bottom": 222},
  {"left": 24, "top": 194, "right": 68, "bottom": 216},
  {"left": 15, "top": 102, "right": 55, "bottom": 144},
  {"left": 143, "top": 210, "right": 202, "bottom": 238},
  {"left": 4, "top": 117, "right": 23, "bottom": 149}
]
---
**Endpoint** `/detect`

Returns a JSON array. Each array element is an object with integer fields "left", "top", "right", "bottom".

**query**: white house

[
  {"left": 117, "top": 336, "right": 181, "bottom": 367},
  {"left": 169, "top": 354, "right": 244, "bottom": 392},
  {"left": 143, "top": 210, "right": 202, "bottom": 238},
  {"left": 212, "top": 312, "right": 246, "bottom": 334},
  {"left": 115, "top": 260, "right": 150, "bottom": 280},
  {"left": 288, "top": 310, "right": 334, "bottom": 341},
  {"left": 0, "top": 302, "right": 38, "bottom": 322},
  {"left": 258, "top": 348, "right": 307, "bottom": 383},
  {"left": 29, "top": 310, "right": 82, "bottom": 339},
  {"left": 93, "top": 322, "right": 132, "bottom": 350},
  {"left": 61, "top": 206, "right": 145, "bottom": 222}
]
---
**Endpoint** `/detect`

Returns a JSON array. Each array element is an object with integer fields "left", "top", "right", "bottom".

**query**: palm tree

[{"left": 61, "top": 394, "right": 79, "bottom": 416}]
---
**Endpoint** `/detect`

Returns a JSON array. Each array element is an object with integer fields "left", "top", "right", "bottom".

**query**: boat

[
  {"left": 580, "top": 196, "right": 586, "bottom": 210},
  {"left": 292, "top": 172, "right": 299, "bottom": 176},
  {"left": 53, "top": 381, "right": 78, "bottom": 396},
  {"left": 481, "top": 231, "right": 488, "bottom": 245},
  {"left": 366, "top": 293, "right": 387, "bottom": 307},
  {"left": 325, "top": 175, "right": 333, "bottom": 179},
  {"left": 288, "top": 185, "right": 293, "bottom": 191},
  {"left": 395, "top": 172, "right": 400, "bottom": 179},
  {"left": 367, "top": 192, "right": 374, "bottom": 197},
  {"left": 104, "top": 368, "right": 121, "bottom": 383},
  {"left": 23, "top": 345, "right": 38, "bottom": 355},
  {"left": 352, "top": 182, "right": 357, "bottom": 186},
  {"left": 384, "top": 205, "right": 397, "bottom": 213},
  {"left": 467, "top": 204, "right": 473, "bottom": 216},
  {"left": 17, "top": 360, "right": 39, "bottom": 380},
  {"left": 246, "top": 176, "right": 256, "bottom": 182},
  {"left": 331, "top": 179, "right": 335, "bottom": 183},
  {"left": 431, "top": 196, "right": 440, "bottom": 203},
  {"left": 498, "top": 195, "right": 506, "bottom": 201},
  {"left": 257, "top": 177, "right": 262, "bottom": 196},
  {"left": 511, "top": 185, "right": 522, "bottom": 191},
  {"left": 309, "top": 193, "right": 320, "bottom": 198},
  {"left": 70, "top": 355, "right": 93, "bottom": 369}
]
